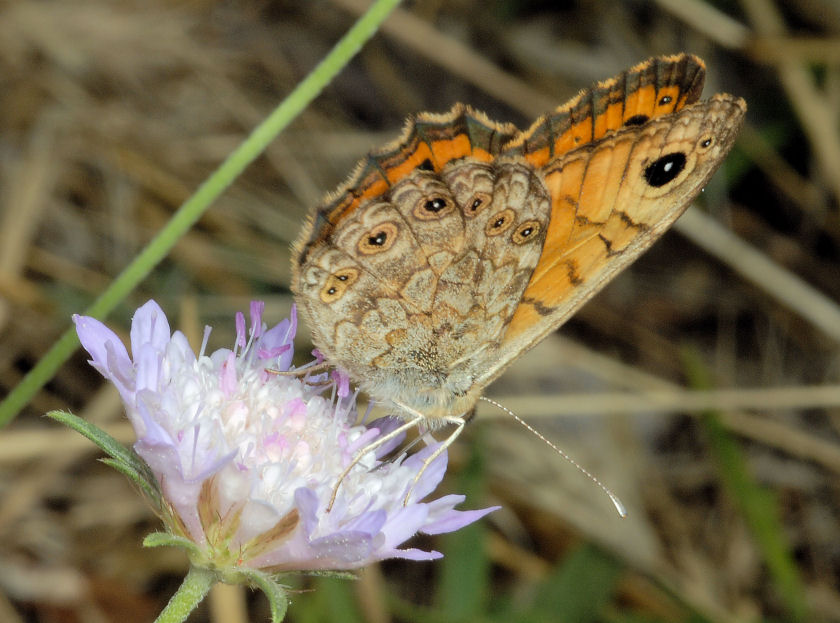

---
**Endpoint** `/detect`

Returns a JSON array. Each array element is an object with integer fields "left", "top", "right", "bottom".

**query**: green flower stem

[
  {"left": 155, "top": 566, "right": 216, "bottom": 623},
  {"left": 0, "top": 0, "right": 403, "bottom": 428}
]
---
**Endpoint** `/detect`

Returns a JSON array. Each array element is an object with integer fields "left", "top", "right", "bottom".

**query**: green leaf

[
  {"left": 247, "top": 571, "right": 290, "bottom": 623},
  {"left": 143, "top": 532, "right": 201, "bottom": 557},
  {"left": 316, "top": 577, "right": 363, "bottom": 623},
  {"left": 292, "top": 576, "right": 362, "bottom": 623},
  {"left": 529, "top": 544, "right": 623, "bottom": 623},
  {"left": 101, "top": 457, "right": 160, "bottom": 504},
  {"left": 388, "top": 593, "right": 494, "bottom": 623},
  {"left": 435, "top": 426, "right": 492, "bottom": 621},
  {"left": 297, "top": 570, "right": 358, "bottom": 581},
  {"left": 682, "top": 348, "right": 810, "bottom": 623},
  {"left": 47, "top": 410, "right": 130, "bottom": 460},
  {"left": 47, "top": 410, "right": 161, "bottom": 504}
]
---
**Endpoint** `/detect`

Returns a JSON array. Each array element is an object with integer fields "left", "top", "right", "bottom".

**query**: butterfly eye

[
  {"left": 643, "top": 153, "right": 687, "bottom": 187},
  {"left": 320, "top": 268, "right": 359, "bottom": 303},
  {"left": 511, "top": 220, "right": 542, "bottom": 245},
  {"left": 485, "top": 208, "right": 515, "bottom": 236},
  {"left": 358, "top": 222, "right": 398, "bottom": 254}
]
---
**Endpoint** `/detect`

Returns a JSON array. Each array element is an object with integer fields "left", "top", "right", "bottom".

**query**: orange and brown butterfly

[{"left": 292, "top": 53, "right": 745, "bottom": 433}]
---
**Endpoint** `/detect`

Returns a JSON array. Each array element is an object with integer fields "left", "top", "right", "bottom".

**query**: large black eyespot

[
  {"left": 357, "top": 222, "right": 398, "bottom": 254},
  {"left": 624, "top": 114, "right": 649, "bottom": 127},
  {"left": 512, "top": 220, "right": 542, "bottom": 244},
  {"left": 485, "top": 208, "right": 515, "bottom": 236},
  {"left": 643, "top": 153, "right": 686, "bottom": 187}
]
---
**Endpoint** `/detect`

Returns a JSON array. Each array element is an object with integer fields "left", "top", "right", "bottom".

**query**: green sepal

[
  {"left": 294, "top": 570, "right": 358, "bottom": 581},
  {"left": 243, "top": 569, "right": 290, "bottom": 623},
  {"left": 47, "top": 410, "right": 162, "bottom": 507},
  {"left": 144, "top": 532, "right": 202, "bottom": 558},
  {"left": 100, "top": 457, "right": 160, "bottom": 505}
]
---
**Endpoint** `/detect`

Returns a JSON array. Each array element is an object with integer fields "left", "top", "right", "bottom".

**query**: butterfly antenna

[{"left": 479, "top": 396, "right": 627, "bottom": 518}]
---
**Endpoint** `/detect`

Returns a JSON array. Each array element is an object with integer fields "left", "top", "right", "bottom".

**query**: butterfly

[{"left": 291, "top": 53, "right": 745, "bottom": 460}]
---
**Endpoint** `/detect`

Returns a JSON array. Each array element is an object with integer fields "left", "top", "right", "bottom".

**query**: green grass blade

[
  {"left": 0, "top": 0, "right": 403, "bottom": 429},
  {"left": 682, "top": 348, "right": 810, "bottom": 622},
  {"left": 528, "top": 543, "right": 623, "bottom": 623},
  {"left": 434, "top": 427, "right": 492, "bottom": 621}
]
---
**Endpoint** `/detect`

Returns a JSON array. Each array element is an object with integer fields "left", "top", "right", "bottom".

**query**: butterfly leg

[
  {"left": 265, "top": 361, "right": 331, "bottom": 377},
  {"left": 402, "top": 415, "right": 465, "bottom": 506},
  {"left": 327, "top": 413, "right": 426, "bottom": 512}
]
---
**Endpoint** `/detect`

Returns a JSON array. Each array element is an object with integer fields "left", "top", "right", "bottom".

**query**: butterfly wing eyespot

[
  {"left": 413, "top": 194, "right": 455, "bottom": 220},
  {"left": 698, "top": 135, "right": 714, "bottom": 151},
  {"left": 643, "top": 153, "right": 687, "bottom": 187},
  {"left": 441, "top": 160, "right": 496, "bottom": 219},
  {"left": 659, "top": 95, "right": 673, "bottom": 105},
  {"left": 319, "top": 268, "right": 360, "bottom": 303},
  {"left": 485, "top": 208, "right": 516, "bottom": 236},
  {"left": 357, "top": 222, "right": 398, "bottom": 255},
  {"left": 511, "top": 219, "right": 542, "bottom": 245},
  {"left": 465, "top": 192, "right": 492, "bottom": 217}
]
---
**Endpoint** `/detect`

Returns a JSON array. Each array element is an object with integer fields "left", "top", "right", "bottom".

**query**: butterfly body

[{"left": 292, "top": 54, "right": 746, "bottom": 425}]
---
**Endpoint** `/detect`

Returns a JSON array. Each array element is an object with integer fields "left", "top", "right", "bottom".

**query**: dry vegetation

[{"left": 1, "top": 0, "right": 839, "bottom": 621}]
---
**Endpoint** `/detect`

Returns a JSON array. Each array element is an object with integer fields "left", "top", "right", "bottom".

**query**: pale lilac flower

[{"left": 74, "top": 300, "right": 496, "bottom": 572}]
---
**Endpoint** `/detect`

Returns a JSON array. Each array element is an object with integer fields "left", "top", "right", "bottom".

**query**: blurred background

[{"left": 1, "top": 0, "right": 839, "bottom": 621}]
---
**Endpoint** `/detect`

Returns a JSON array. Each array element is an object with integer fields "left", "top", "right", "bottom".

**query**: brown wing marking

[{"left": 296, "top": 105, "right": 518, "bottom": 268}]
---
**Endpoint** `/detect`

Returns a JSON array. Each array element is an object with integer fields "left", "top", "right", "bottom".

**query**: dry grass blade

[{"left": 1, "top": 0, "right": 838, "bottom": 621}]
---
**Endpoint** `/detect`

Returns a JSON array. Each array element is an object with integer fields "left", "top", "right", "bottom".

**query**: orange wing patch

[
  {"left": 504, "top": 53, "right": 706, "bottom": 169},
  {"left": 503, "top": 93, "right": 746, "bottom": 346}
]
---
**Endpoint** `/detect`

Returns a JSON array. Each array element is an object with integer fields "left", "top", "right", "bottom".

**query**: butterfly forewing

[
  {"left": 506, "top": 53, "right": 706, "bottom": 168},
  {"left": 490, "top": 94, "right": 746, "bottom": 385}
]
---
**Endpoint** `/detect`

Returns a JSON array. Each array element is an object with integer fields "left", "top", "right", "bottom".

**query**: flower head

[{"left": 74, "top": 300, "right": 496, "bottom": 573}]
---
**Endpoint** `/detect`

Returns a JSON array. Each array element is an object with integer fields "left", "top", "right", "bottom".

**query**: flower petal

[
  {"left": 379, "top": 505, "right": 428, "bottom": 551},
  {"left": 77, "top": 300, "right": 497, "bottom": 575},
  {"left": 422, "top": 499, "right": 500, "bottom": 535},
  {"left": 403, "top": 444, "right": 447, "bottom": 503},
  {"left": 130, "top": 300, "right": 171, "bottom": 357},
  {"left": 388, "top": 547, "right": 443, "bottom": 561}
]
